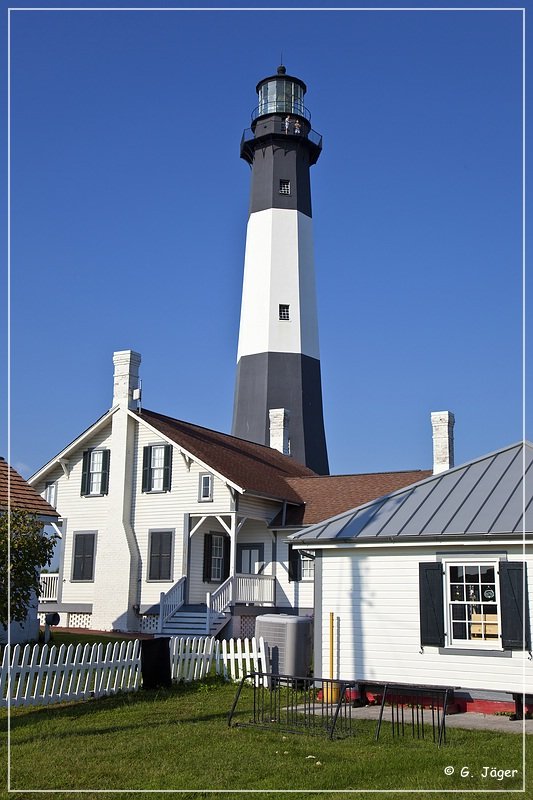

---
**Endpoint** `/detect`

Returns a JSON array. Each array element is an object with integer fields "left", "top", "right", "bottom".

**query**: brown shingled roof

[
  {"left": 275, "top": 471, "right": 432, "bottom": 525},
  {"left": 137, "top": 409, "right": 317, "bottom": 503},
  {"left": 0, "top": 458, "right": 59, "bottom": 518}
]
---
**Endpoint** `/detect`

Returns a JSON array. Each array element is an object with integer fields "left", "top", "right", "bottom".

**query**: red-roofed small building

[
  {"left": 29, "top": 351, "right": 428, "bottom": 637},
  {"left": 0, "top": 458, "right": 59, "bottom": 644}
]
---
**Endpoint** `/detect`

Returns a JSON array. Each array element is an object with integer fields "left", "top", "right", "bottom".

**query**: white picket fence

[
  {"left": 170, "top": 635, "right": 268, "bottom": 684},
  {"left": 1, "top": 635, "right": 268, "bottom": 708},
  {"left": 0, "top": 639, "right": 141, "bottom": 708}
]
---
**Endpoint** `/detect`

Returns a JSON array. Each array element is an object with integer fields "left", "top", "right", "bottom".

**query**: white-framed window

[
  {"left": 445, "top": 560, "right": 501, "bottom": 647},
  {"left": 279, "top": 304, "right": 290, "bottom": 321},
  {"left": 81, "top": 449, "right": 110, "bottom": 496},
  {"left": 44, "top": 481, "right": 57, "bottom": 508},
  {"left": 199, "top": 473, "right": 213, "bottom": 502},
  {"left": 150, "top": 445, "right": 165, "bottom": 491},
  {"left": 211, "top": 534, "right": 224, "bottom": 582},
  {"left": 279, "top": 179, "right": 291, "bottom": 195},
  {"left": 142, "top": 444, "right": 172, "bottom": 493},
  {"left": 301, "top": 555, "right": 315, "bottom": 581}
]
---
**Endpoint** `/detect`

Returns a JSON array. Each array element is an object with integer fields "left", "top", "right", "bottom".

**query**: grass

[{"left": 2, "top": 677, "right": 529, "bottom": 799}]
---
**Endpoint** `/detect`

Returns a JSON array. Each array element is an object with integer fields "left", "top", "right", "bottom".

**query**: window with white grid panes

[
  {"left": 199, "top": 473, "right": 213, "bottom": 502},
  {"left": 446, "top": 561, "right": 500, "bottom": 646},
  {"left": 211, "top": 534, "right": 224, "bottom": 582},
  {"left": 45, "top": 481, "right": 57, "bottom": 508},
  {"left": 301, "top": 555, "right": 315, "bottom": 580},
  {"left": 279, "top": 179, "right": 291, "bottom": 195},
  {"left": 89, "top": 450, "right": 103, "bottom": 495},
  {"left": 279, "top": 304, "right": 290, "bottom": 321},
  {"left": 151, "top": 445, "right": 165, "bottom": 492}
]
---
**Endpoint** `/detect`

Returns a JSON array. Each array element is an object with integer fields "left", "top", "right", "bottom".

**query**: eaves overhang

[
  {"left": 29, "top": 407, "right": 119, "bottom": 486},
  {"left": 130, "top": 410, "right": 244, "bottom": 496}
]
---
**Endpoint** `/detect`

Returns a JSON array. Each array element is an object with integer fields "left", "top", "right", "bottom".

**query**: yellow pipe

[{"left": 329, "top": 611, "right": 334, "bottom": 680}]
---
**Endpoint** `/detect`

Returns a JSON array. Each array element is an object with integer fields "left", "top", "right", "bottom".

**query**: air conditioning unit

[{"left": 255, "top": 614, "right": 313, "bottom": 677}]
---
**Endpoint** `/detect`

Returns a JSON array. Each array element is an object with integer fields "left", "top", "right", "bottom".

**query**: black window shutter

[
  {"left": 149, "top": 532, "right": 160, "bottom": 580},
  {"left": 203, "top": 533, "right": 213, "bottom": 582},
  {"left": 101, "top": 449, "right": 110, "bottom": 495},
  {"left": 500, "top": 561, "right": 531, "bottom": 651},
  {"left": 288, "top": 544, "right": 302, "bottom": 583},
  {"left": 222, "top": 535, "right": 231, "bottom": 581},
  {"left": 163, "top": 445, "right": 172, "bottom": 491},
  {"left": 73, "top": 533, "right": 95, "bottom": 580},
  {"left": 142, "top": 446, "right": 151, "bottom": 493},
  {"left": 419, "top": 562, "right": 445, "bottom": 647},
  {"left": 81, "top": 450, "right": 90, "bottom": 496}
]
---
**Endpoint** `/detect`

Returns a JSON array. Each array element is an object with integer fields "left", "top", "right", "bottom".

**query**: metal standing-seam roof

[{"left": 290, "top": 441, "right": 533, "bottom": 544}]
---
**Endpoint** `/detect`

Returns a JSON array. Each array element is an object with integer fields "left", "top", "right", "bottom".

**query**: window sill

[{"left": 439, "top": 645, "right": 508, "bottom": 657}]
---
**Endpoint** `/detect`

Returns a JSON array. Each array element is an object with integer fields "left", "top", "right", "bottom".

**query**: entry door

[{"left": 239, "top": 545, "right": 263, "bottom": 574}]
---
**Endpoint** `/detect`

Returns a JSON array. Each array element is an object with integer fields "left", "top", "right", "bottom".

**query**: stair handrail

[
  {"left": 206, "top": 575, "right": 233, "bottom": 633},
  {"left": 159, "top": 576, "right": 187, "bottom": 633}
]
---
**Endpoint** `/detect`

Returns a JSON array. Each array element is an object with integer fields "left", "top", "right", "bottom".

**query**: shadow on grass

[{"left": 2, "top": 677, "right": 235, "bottom": 734}]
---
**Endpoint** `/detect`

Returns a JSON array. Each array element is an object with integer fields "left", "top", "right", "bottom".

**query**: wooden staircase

[{"left": 159, "top": 604, "right": 230, "bottom": 637}]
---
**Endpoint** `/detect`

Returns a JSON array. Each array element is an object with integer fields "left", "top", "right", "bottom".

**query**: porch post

[{"left": 230, "top": 513, "right": 237, "bottom": 600}]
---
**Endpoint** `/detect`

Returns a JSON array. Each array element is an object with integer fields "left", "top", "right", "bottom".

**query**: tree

[{"left": 0, "top": 509, "right": 57, "bottom": 627}]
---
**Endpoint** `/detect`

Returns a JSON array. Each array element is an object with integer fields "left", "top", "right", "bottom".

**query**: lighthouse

[{"left": 232, "top": 66, "right": 329, "bottom": 475}]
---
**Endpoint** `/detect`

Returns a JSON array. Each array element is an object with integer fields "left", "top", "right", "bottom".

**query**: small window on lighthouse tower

[
  {"left": 279, "top": 304, "right": 290, "bottom": 321},
  {"left": 279, "top": 179, "right": 291, "bottom": 195}
]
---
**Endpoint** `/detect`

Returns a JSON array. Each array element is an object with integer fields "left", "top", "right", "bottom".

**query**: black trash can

[{"left": 140, "top": 637, "right": 172, "bottom": 689}]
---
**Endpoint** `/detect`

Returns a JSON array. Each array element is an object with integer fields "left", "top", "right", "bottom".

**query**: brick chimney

[
  {"left": 431, "top": 411, "right": 455, "bottom": 474},
  {"left": 269, "top": 408, "right": 291, "bottom": 456},
  {"left": 112, "top": 350, "right": 141, "bottom": 410}
]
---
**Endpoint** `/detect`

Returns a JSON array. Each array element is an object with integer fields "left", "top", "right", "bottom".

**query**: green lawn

[{"left": 2, "top": 678, "right": 529, "bottom": 799}]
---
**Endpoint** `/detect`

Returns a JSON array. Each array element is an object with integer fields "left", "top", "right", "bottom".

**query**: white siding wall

[
  {"left": 35, "top": 424, "right": 114, "bottom": 611},
  {"left": 319, "top": 544, "right": 533, "bottom": 693},
  {"left": 238, "top": 495, "right": 280, "bottom": 522},
  {"left": 132, "top": 423, "right": 234, "bottom": 609},
  {"left": 276, "top": 535, "right": 314, "bottom": 611}
]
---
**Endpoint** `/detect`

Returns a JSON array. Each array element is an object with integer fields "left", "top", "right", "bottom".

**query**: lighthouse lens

[{"left": 258, "top": 80, "right": 304, "bottom": 117}]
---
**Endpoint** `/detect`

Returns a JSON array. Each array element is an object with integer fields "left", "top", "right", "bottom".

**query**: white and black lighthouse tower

[{"left": 232, "top": 66, "right": 329, "bottom": 475}]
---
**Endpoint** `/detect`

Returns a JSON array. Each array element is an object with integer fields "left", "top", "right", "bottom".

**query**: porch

[
  {"left": 39, "top": 573, "right": 59, "bottom": 602},
  {"left": 158, "top": 572, "right": 275, "bottom": 636}
]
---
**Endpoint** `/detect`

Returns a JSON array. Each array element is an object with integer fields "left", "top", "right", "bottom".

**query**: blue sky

[{"left": 2, "top": 3, "right": 528, "bottom": 478}]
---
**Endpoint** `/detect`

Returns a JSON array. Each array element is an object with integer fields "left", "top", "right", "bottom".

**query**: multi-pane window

[
  {"left": 279, "top": 179, "right": 291, "bottom": 195},
  {"left": 148, "top": 530, "right": 173, "bottom": 581},
  {"left": 199, "top": 473, "right": 213, "bottom": 502},
  {"left": 446, "top": 561, "right": 500, "bottom": 645},
  {"left": 211, "top": 534, "right": 224, "bottom": 582},
  {"left": 420, "top": 559, "right": 529, "bottom": 651},
  {"left": 301, "top": 555, "right": 315, "bottom": 581},
  {"left": 72, "top": 533, "right": 96, "bottom": 581},
  {"left": 151, "top": 445, "right": 165, "bottom": 491},
  {"left": 142, "top": 444, "right": 172, "bottom": 492},
  {"left": 279, "top": 304, "right": 290, "bottom": 321},
  {"left": 44, "top": 481, "right": 57, "bottom": 508},
  {"left": 81, "top": 449, "right": 110, "bottom": 496}
]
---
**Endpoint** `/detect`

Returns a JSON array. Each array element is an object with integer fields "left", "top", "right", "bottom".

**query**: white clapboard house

[
  {"left": 0, "top": 458, "right": 59, "bottom": 644},
  {"left": 291, "top": 440, "right": 532, "bottom": 699},
  {"left": 30, "top": 351, "right": 429, "bottom": 638}
]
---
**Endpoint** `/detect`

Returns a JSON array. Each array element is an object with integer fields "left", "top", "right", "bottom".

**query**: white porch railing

[
  {"left": 206, "top": 575, "right": 233, "bottom": 633},
  {"left": 235, "top": 573, "right": 275, "bottom": 605},
  {"left": 159, "top": 576, "right": 187, "bottom": 633},
  {"left": 39, "top": 573, "right": 59, "bottom": 602}
]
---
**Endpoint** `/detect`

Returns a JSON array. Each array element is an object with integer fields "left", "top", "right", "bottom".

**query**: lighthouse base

[{"left": 232, "top": 351, "right": 329, "bottom": 475}]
